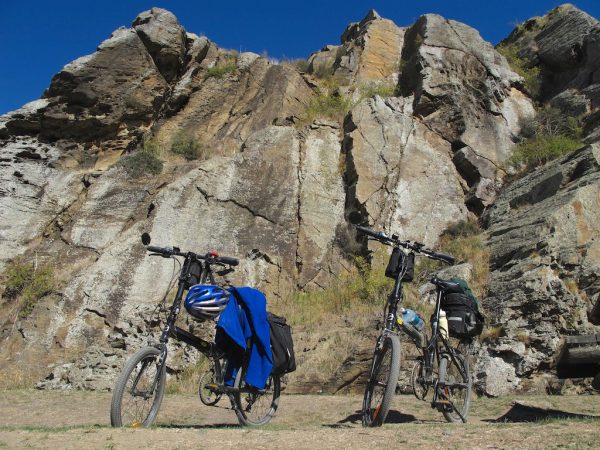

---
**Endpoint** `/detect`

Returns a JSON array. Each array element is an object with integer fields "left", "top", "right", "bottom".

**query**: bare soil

[{"left": 0, "top": 390, "right": 599, "bottom": 449}]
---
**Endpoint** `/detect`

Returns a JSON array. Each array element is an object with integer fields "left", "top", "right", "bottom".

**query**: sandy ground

[{"left": 0, "top": 390, "right": 599, "bottom": 449}]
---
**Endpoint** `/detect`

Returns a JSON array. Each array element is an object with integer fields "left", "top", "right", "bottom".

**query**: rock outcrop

[
  {"left": 308, "top": 10, "right": 404, "bottom": 83},
  {"left": 476, "top": 144, "right": 600, "bottom": 395}
]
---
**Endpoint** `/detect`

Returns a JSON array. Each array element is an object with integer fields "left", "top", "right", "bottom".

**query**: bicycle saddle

[{"left": 430, "top": 277, "right": 463, "bottom": 294}]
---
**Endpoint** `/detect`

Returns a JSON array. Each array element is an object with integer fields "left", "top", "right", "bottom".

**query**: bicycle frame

[{"left": 133, "top": 253, "right": 220, "bottom": 396}]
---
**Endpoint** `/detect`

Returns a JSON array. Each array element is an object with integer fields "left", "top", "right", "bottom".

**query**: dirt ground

[{"left": 0, "top": 390, "right": 599, "bottom": 449}]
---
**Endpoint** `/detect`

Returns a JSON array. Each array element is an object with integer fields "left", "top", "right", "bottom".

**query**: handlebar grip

[
  {"left": 218, "top": 256, "right": 239, "bottom": 266},
  {"left": 356, "top": 225, "right": 379, "bottom": 238},
  {"left": 147, "top": 245, "right": 166, "bottom": 254},
  {"left": 432, "top": 251, "right": 455, "bottom": 265}
]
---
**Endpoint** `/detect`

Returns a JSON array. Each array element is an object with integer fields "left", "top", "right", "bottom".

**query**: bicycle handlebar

[
  {"left": 146, "top": 245, "right": 239, "bottom": 266},
  {"left": 355, "top": 225, "right": 455, "bottom": 265}
]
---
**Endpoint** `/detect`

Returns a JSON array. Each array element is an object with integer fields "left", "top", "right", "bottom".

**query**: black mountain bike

[
  {"left": 354, "top": 222, "right": 472, "bottom": 426},
  {"left": 110, "top": 233, "right": 281, "bottom": 427}
]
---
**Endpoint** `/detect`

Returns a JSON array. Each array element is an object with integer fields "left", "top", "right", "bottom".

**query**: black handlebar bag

[{"left": 385, "top": 248, "right": 415, "bottom": 281}]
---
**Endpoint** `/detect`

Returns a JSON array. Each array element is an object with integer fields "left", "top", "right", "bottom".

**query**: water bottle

[
  {"left": 400, "top": 308, "right": 425, "bottom": 331},
  {"left": 439, "top": 309, "right": 449, "bottom": 340}
]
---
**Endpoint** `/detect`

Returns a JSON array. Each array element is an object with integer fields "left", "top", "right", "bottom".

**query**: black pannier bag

[
  {"left": 441, "top": 293, "right": 485, "bottom": 339},
  {"left": 267, "top": 313, "right": 296, "bottom": 375},
  {"left": 385, "top": 248, "right": 415, "bottom": 281}
]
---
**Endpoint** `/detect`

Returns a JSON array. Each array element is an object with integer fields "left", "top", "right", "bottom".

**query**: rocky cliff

[{"left": 0, "top": 6, "right": 598, "bottom": 394}]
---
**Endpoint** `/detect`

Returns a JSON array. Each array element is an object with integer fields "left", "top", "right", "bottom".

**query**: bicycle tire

[
  {"left": 411, "top": 359, "right": 428, "bottom": 401},
  {"left": 231, "top": 365, "right": 281, "bottom": 426},
  {"left": 362, "top": 334, "right": 401, "bottom": 427},
  {"left": 438, "top": 349, "right": 471, "bottom": 423},
  {"left": 110, "top": 346, "right": 166, "bottom": 427},
  {"left": 198, "top": 363, "right": 222, "bottom": 406}
]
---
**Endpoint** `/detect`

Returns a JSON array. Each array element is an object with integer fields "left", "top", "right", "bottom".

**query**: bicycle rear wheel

[
  {"left": 110, "top": 346, "right": 166, "bottom": 427},
  {"left": 438, "top": 349, "right": 471, "bottom": 423},
  {"left": 362, "top": 334, "right": 401, "bottom": 427},
  {"left": 231, "top": 365, "right": 281, "bottom": 426}
]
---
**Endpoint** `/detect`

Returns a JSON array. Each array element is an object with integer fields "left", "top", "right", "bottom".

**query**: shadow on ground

[
  {"left": 487, "top": 401, "right": 600, "bottom": 423},
  {"left": 332, "top": 409, "right": 417, "bottom": 427}
]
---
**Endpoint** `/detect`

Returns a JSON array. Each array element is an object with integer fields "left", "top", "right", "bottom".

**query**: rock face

[
  {"left": 477, "top": 145, "right": 600, "bottom": 396},
  {"left": 399, "top": 14, "right": 535, "bottom": 213},
  {"left": 1, "top": 5, "right": 597, "bottom": 395}
]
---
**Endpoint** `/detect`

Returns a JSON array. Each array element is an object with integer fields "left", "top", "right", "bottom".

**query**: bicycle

[
  {"left": 110, "top": 233, "right": 281, "bottom": 427},
  {"left": 353, "top": 221, "right": 472, "bottom": 426}
]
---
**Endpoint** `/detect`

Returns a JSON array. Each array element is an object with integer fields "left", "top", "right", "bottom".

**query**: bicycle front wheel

[
  {"left": 439, "top": 349, "right": 471, "bottom": 423},
  {"left": 110, "top": 346, "right": 166, "bottom": 427},
  {"left": 231, "top": 365, "right": 281, "bottom": 426},
  {"left": 362, "top": 334, "right": 401, "bottom": 427}
]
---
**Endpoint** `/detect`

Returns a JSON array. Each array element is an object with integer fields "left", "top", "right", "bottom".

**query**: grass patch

[
  {"left": 278, "top": 249, "right": 447, "bottom": 327},
  {"left": 170, "top": 133, "right": 205, "bottom": 161},
  {"left": 204, "top": 62, "right": 237, "bottom": 79},
  {"left": 358, "top": 81, "right": 397, "bottom": 99},
  {"left": 509, "top": 135, "right": 582, "bottom": 171},
  {"left": 496, "top": 43, "right": 541, "bottom": 98},
  {"left": 165, "top": 356, "right": 209, "bottom": 395},
  {"left": 508, "top": 106, "right": 584, "bottom": 173},
  {"left": 1, "top": 258, "right": 56, "bottom": 319},
  {"left": 204, "top": 53, "right": 238, "bottom": 80},
  {"left": 436, "top": 220, "right": 490, "bottom": 299},
  {"left": 303, "top": 92, "right": 351, "bottom": 123}
]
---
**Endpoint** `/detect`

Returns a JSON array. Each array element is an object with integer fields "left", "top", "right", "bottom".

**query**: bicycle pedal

[{"left": 205, "top": 383, "right": 219, "bottom": 392}]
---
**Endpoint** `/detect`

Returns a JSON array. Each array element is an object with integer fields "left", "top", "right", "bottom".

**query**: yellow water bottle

[{"left": 439, "top": 309, "right": 449, "bottom": 340}]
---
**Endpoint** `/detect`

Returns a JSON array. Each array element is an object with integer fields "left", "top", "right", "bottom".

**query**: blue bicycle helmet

[{"left": 184, "top": 285, "right": 230, "bottom": 321}]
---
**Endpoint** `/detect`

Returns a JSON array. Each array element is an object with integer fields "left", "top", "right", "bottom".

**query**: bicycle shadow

[{"left": 328, "top": 409, "right": 418, "bottom": 427}]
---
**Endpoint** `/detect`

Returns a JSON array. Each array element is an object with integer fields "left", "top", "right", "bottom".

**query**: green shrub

[
  {"left": 496, "top": 43, "right": 541, "bottom": 99},
  {"left": 204, "top": 61, "right": 237, "bottom": 80},
  {"left": 509, "top": 135, "right": 582, "bottom": 170},
  {"left": 118, "top": 150, "right": 163, "bottom": 178},
  {"left": 510, "top": 106, "right": 584, "bottom": 173},
  {"left": 170, "top": 133, "right": 204, "bottom": 161},
  {"left": 2, "top": 259, "right": 55, "bottom": 318}
]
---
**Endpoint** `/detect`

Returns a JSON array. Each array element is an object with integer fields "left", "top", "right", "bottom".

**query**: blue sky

[{"left": 1, "top": 0, "right": 599, "bottom": 114}]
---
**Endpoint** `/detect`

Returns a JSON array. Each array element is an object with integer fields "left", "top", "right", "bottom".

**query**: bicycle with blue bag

[{"left": 110, "top": 233, "right": 281, "bottom": 427}]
